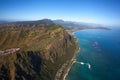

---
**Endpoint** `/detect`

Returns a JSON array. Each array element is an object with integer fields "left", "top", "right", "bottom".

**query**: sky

[{"left": 0, "top": 0, "right": 120, "bottom": 26}]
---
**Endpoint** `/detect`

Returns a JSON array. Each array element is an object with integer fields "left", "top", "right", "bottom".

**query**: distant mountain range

[
  {"left": 53, "top": 19, "right": 107, "bottom": 28},
  {"left": 0, "top": 20, "right": 9, "bottom": 23},
  {"left": 0, "top": 19, "right": 110, "bottom": 31},
  {"left": 53, "top": 19, "right": 110, "bottom": 32}
]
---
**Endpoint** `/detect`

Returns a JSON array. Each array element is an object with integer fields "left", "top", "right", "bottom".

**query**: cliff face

[{"left": 0, "top": 20, "right": 77, "bottom": 80}]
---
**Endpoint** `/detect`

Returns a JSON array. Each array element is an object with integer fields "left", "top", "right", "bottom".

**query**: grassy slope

[{"left": 0, "top": 25, "right": 77, "bottom": 80}]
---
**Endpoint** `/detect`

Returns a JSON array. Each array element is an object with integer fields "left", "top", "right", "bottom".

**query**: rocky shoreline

[
  {"left": 54, "top": 33, "right": 80, "bottom": 80},
  {"left": 62, "top": 33, "right": 80, "bottom": 80},
  {"left": 63, "top": 47, "right": 80, "bottom": 80}
]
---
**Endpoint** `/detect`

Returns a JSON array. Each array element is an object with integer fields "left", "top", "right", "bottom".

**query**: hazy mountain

[
  {"left": 0, "top": 20, "right": 9, "bottom": 23},
  {"left": 53, "top": 19, "right": 110, "bottom": 31}
]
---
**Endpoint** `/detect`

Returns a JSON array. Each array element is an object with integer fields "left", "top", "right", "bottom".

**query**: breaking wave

[{"left": 75, "top": 61, "right": 91, "bottom": 69}]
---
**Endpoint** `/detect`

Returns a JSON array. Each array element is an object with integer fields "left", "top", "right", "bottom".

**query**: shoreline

[
  {"left": 54, "top": 31, "right": 80, "bottom": 80},
  {"left": 62, "top": 34, "right": 80, "bottom": 80},
  {"left": 63, "top": 47, "right": 80, "bottom": 80},
  {"left": 57, "top": 28, "right": 110, "bottom": 80}
]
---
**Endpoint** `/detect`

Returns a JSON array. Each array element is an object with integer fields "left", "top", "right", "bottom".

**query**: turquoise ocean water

[{"left": 66, "top": 27, "right": 120, "bottom": 80}]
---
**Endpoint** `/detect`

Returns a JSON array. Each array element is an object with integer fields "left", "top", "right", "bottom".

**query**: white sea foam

[
  {"left": 75, "top": 61, "right": 91, "bottom": 70},
  {"left": 75, "top": 61, "right": 85, "bottom": 65},
  {"left": 80, "top": 62, "right": 84, "bottom": 65},
  {"left": 86, "top": 63, "right": 91, "bottom": 69}
]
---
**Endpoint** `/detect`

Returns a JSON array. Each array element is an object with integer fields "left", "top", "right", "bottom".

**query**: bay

[{"left": 66, "top": 27, "right": 120, "bottom": 80}]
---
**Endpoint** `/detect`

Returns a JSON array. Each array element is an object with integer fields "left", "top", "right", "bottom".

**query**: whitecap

[
  {"left": 86, "top": 63, "right": 91, "bottom": 69},
  {"left": 80, "top": 62, "right": 84, "bottom": 65}
]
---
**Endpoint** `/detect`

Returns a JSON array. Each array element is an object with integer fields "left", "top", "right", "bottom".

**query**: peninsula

[
  {"left": 0, "top": 19, "right": 109, "bottom": 80},
  {"left": 0, "top": 19, "right": 78, "bottom": 80}
]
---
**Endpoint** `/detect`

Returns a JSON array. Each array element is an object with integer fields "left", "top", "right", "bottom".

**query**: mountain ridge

[{"left": 0, "top": 19, "right": 78, "bottom": 80}]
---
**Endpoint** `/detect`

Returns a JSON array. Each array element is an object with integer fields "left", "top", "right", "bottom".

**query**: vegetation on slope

[{"left": 0, "top": 20, "right": 78, "bottom": 80}]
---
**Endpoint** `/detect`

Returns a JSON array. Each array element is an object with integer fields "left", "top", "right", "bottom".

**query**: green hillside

[{"left": 0, "top": 20, "right": 78, "bottom": 80}]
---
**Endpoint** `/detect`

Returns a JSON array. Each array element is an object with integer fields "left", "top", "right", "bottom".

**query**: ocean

[{"left": 66, "top": 27, "right": 120, "bottom": 80}]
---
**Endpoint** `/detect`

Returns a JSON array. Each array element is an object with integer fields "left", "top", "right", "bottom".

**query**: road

[{"left": 0, "top": 48, "right": 20, "bottom": 55}]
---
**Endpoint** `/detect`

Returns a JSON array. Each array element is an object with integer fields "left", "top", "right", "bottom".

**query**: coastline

[
  {"left": 54, "top": 31, "right": 80, "bottom": 80},
  {"left": 55, "top": 28, "right": 110, "bottom": 80},
  {"left": 62, "top": 33, "right": 80, "bottom": 80},
  {"left": 63, "top": 48, "right": 80, "bottom": 80}
]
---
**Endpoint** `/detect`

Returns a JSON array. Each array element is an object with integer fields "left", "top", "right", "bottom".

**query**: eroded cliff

[{"left": 0, "top": 20, "right": 78, "bottom": 80}]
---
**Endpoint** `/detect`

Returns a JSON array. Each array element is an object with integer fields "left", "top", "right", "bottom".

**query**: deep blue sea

[{"left": 66, "top": 27, "right": 120, "bottom": 80}]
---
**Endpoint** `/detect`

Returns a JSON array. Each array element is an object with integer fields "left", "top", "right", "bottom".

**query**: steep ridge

[{"left": 0, "top": 19, "right": 78, "bottom": 80}]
